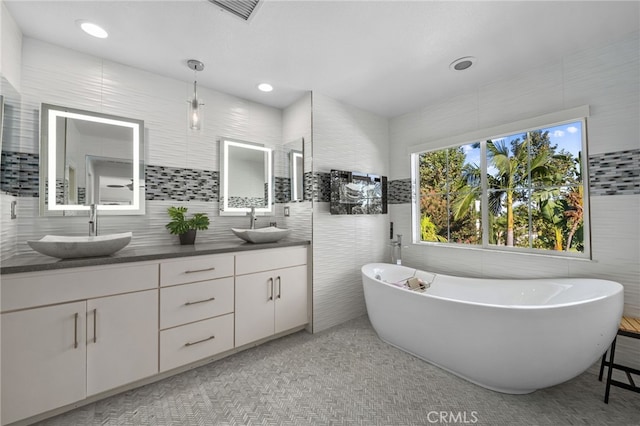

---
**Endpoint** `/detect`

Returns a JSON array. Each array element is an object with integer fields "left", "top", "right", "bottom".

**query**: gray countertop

[{"left": 1, "top": 239, "right": 310, "bottom": 275}]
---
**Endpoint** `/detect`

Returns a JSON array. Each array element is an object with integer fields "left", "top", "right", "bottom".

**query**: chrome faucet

[
  {"left": 249, "top": 206, "right": 257, "bottom": 229},
  {"left": 89, "top": 204, "right": 98, "bottom": 236},
  {"left": 390, "top": 234, "right": 403, "bottom": 265}
]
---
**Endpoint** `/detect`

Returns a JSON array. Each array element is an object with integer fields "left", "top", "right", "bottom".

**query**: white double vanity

[{"left": 0, "top": 242, "right": 310, "bottom": 425}]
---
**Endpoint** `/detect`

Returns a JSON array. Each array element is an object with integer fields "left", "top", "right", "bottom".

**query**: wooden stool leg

[
  {"left": 604, "top": 336, "right": 618, "bottom": 404},
  {"left": 598, "top": 350, "right": 608, "bottom": 381}
]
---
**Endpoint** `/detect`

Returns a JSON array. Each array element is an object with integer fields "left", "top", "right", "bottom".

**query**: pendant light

[{"left": 187, "top": 59, "right": 205, "bottom": 130}]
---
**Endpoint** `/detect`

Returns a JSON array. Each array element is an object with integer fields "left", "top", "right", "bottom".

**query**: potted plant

[{"left": 165, "top": 206, "right": 210, "bottom": 245}]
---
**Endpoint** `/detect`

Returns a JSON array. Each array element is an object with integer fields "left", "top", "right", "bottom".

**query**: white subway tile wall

[{"left": 311, "top": 93, "right": 390, "bottom": 332}]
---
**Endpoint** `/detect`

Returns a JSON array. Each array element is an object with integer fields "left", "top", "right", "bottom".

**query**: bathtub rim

[{"left": 361, "top": 262, "right": 624, "bottom": 310}]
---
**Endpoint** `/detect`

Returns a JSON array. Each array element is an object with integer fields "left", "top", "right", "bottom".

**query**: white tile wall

[
  {"left": 478, "top": 62, "right": 565, "bottom": 129},
  {"left": 388, "top": 92, "right": 479, "bottom": 180},
  {"left": 0, "top": 0, "right": 23, "bottom": 92},
  {"left": 282, "top": 92, "right": 313, "bottom": 242},
  {"left": 311, "top": 93, "right": 389, "bottom": 332},
  {"left": 564, "top": 33, "right": 640, "bottom": 154},
  {"left": 388, "top": 32, "right": 640, "bottom": 368}
]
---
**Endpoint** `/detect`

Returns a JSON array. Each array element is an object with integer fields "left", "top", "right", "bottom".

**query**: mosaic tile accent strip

[
  {"left": 304, "top": 171, "right": 314, "bottom": 201},
  {"left": 0, "top": 151, "right": 39, "bottom": 197},
  {"left": 0, "top": 151, "right": 21, "bottom": 195},
  {"left": 225, "top": 196, "right": 268, "bottom": 209},
  {"left": 275, "top": 176, "right": 291, "bottom": 203},
  {"left": 55, "top": 178, "right": 65, "bottom": 204},
  {"left": 4, "top": 149, "right": 638, "bottom": 202},
  {"left": 388, "top": 178, "right": 412, "bottom": 204},
  {"left": 589, "top": 149, "right": 640, "bottom": 196},
  {"left": 145, "top": 165, "right": 218, "bottom": 202},
  {"left": 313, "top": 172, "right": 332, "bottom": 202}
]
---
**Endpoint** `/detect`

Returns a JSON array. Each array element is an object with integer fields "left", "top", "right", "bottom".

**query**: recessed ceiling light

[
  {"left": 77, "top": 20, "right": 108, "bottom": 39},
  {"left": 258, "top": 83, "right": 273, "bottom": 92},
  {"left": 449, "top": 56, "right": 476, "bottom": 71}
]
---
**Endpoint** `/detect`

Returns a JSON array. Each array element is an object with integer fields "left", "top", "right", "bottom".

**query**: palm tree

[
  {"left": 486, "top": 136, "right": 553, "bottom": 247},
  {"left": 564, "top": 154, "right": 584, "bottom": 251},
  {"left": 451, "top": 161, "right": 481, "bottom": 220},
  {"left": 539, "top": 197, "right": 566, "bottom": 251}
]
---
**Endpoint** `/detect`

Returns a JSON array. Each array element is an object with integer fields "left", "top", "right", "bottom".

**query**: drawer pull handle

[
  {"left": 73, "top": 312, "right": 79, "bottom": 349},
  {"left": 184, "top": 297, "right": 216, "bottom": 306},
  {"left": 276, "top": 276, "right": 282, "bottom": 299},
  {"left": 268, "top": 277, "right": 274, "bottom": 301},
  {"left": 184, "top": 266, "right": 216, "bottom": 274},
  {"left": 184, "top": 335, "right": 215, "bottom": 347}
]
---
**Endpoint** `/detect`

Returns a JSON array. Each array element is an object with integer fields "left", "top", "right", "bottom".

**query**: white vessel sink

[
  {"left": 27, "top": 232, "right": 132, "bottom": 259},
  {"left": 232, "top": 227, "right": 291, "bottom": 244}
]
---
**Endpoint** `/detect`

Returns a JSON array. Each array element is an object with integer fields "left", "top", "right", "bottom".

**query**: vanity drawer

[
  {"left": 160, "top": 254, "right": 234, "bottom": 287},
  {"left": 160, "top": 313, "right": 234, "bottom": 372},
  {"left": 235, "top": 246, "right": 307, "bottom": 276},
  {"left": 1, "top": 262, "right": 159, "bottom": 312},
  {"left": 160, "top": 277, "right": 234, "bottom": 329}
]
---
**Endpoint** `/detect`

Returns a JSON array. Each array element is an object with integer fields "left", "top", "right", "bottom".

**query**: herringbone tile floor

[{"left": 37, "top": 315, "right": 639, "bottom": 426}]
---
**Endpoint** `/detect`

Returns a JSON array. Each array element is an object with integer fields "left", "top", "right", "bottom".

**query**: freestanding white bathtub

[{"left": 362, "top": 263, "right": 624, "bottom": 394}]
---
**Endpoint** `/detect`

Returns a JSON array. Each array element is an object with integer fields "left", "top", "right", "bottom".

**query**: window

[{"left": 412, "top": 116, "right": 589, "bottom": 257}]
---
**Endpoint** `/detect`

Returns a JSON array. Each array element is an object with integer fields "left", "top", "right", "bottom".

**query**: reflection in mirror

[
  {"left": 283, "top": 137, "right": 304, "bottom": 202},
  {"left": 290, "top": 149, "right": 303, "bottom": 201},
  {"left": 220, "top": 138, "right": 273, "bottom": 215},
  {"left": 1, "top": 77, "right": 20, "bottom": 158},
  {"left": 39, "top": 104, "right": 145, "bottom": 215},
  {"left": 86, "top": 156, "right": 135, "bottom": 205}
]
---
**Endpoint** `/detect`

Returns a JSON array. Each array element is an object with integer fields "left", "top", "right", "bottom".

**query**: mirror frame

[
  {"left": 219, "top": 138, "right": 273, "bottom": 215},
  {"left": 39, "top": 103, "right": 145, "bottom": 215}
]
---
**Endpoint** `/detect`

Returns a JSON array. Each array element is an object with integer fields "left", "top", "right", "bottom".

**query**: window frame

[{"left": 410, "top": 106, "right": 591, "bottom": 259}]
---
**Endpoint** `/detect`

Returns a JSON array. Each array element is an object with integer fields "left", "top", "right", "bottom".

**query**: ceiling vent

[{"left": 208, "top": 0, "right": 261, "bottom": 21}]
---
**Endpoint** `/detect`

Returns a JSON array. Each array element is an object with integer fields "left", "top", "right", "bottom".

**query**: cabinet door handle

[
  {"left": 184, "top": 266, "right": 216, "bottom": 274},
  {"left": 184, "top": 335, "right": 215, "bottom": 347},
  {"left": 73, "top": 312, "right": 79, "bottom": 349},
  {"left": 268, "top": 277, "right": 274, "bottom": 301},
  {"left": 92, "top": 308, "right": 97, "bottom": 343},
  {"left": 184, "top": 297, "right": 216, "bottom": 306},
  {"left": 276, "top": 276, "right": 282, "bottom": 299}
]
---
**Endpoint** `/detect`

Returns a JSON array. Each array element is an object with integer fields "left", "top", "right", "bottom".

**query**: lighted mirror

[
  {"left": 284, "top": 137, "right": 304, "bottom": 202},
  {"left": 220, "top": 138, "right": 273, "bottom": 215},
  {"left": 39, "top": 103, "right": 145, "bottom": 216}
]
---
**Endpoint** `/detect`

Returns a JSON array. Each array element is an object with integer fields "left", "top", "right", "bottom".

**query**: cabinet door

[
  {"left": 1, "top": 301, "right": 87, "bottom": 426},
  {"left": 274, "top": 265, "right": 308, "bottom": 334},
  {"left": 86, "top": 290, "right": 158, "bottom": 396},
  {"left": 235, "top": 270, "right": 276, "bottom": 347}
]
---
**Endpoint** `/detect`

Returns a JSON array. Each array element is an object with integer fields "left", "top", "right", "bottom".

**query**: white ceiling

[{"left": 5, "top": 0, "right": 640, "bottom": 118}]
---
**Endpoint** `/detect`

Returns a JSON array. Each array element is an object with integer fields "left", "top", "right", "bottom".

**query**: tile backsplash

[{"left": 3, "top": 147, "right": 637, "bottom": 207}]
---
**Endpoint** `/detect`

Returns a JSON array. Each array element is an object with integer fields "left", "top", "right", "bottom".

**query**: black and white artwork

[{"left": 330, "top": 169, "right": 387, "bottom": 215}]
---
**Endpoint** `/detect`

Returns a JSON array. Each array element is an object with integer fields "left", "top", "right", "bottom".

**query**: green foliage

[
  {"left": 418, "top": 126, "right": 585, "bottom": 252},
  {"left": 165, "top": 206, "right": 210, "bottom": 235},
  {"left": 420, "top": 216, "right": 447, "bottom": 242},
  {"left": 419, "top": 147, "right": 481, "bottom": 244}
]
